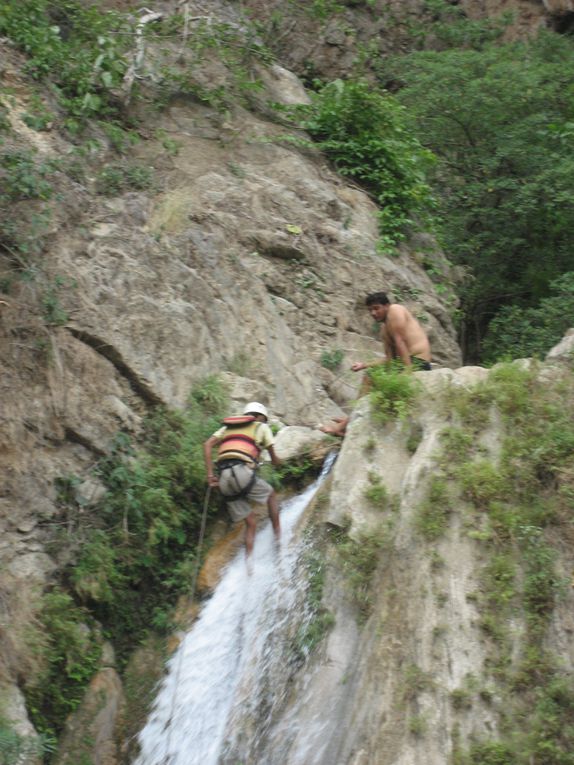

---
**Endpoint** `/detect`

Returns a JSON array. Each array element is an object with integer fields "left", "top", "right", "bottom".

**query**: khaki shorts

[{"left": 218, "top": 462, "right": 273, "bottom": 522}]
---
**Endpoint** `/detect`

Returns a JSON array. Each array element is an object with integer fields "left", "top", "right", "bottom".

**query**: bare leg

[
  {"left": 267, "top": 490, "right": 280, "bottom": 540},
  {"left": 244, "top": 512, "right": 257, "bottom": 557},
  {"left": 319, "top": 416, "right": 349, "bottom": 437}
]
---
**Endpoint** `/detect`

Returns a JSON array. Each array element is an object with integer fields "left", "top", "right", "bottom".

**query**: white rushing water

[{"left": 134, "top": 455, "right": 335, "bottom": 765}]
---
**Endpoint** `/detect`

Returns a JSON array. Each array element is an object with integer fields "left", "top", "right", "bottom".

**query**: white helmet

[{"left": 243, "top": 402, "right": 268, "bottom": 421}]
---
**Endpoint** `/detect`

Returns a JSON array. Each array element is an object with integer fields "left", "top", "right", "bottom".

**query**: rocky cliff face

[
  {"left": 3, "top": 1, "right": 572, "bottom": 762},
  {"left": 238, "top": 0, "right": 574, "bottom": 82},
  {"left": 215, "top": 338, "right": 574, "bottom": 765},
  {"left": 0, "top": 0, "right": 461, "bottom": 754}
]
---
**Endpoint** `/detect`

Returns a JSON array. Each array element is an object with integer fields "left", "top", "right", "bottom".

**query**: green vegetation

[
  {"left": 65, "top": 377, "right": 229, "bottom": 662},
  {"left": 95, "top": 163, "right": 154, "bottom": 195},
  {"left": 408, "top": 714, "right": 428, "bottom": 736},
  {"left": 0, "top": 0, "right": 131, "bottom": 127},
  {"left": 403, "top": 663, "right": 434, "bottom": 701},
  {"left": 389, "top": 30, "right": 574, "bottom": 361},
  {"left": 330, "top": 521, "right": 387, "bottom": 622},
  {"left": 292, "top": 547, "right": 335, "bottom": 660},
  {"left": 368, "top": 363, "right": 421, "bottom": 422},
  {"left": 482, "top": 272, "right": 574, "bottom": 362},
  {"left": 363, "top": 480, "right": 388, "bottom": 507},
  {"left": 152, "top": 14, "right": 273, "bottom": 111},
  {"left": 44, "top": 377, "right": 322, "bottom": 731},
  {"left": 0, "top": 149, "right": 54, "bottom": 202},
  {"left": 415, "top": 476, "right": 452, "bottom": 540},
  {"left": 41, "top": 276, "right": 75, "bottom": 326},
  {"left": 30, "top": 376, "right": 306, "bottom": 742},
  {"left": 285, "top": 79, "right": 435, "bottom": 249},
  {"left": 320, "top": 348, "right": 344, "bottom": 371},
  {"left": 363, "top": 472, "right": 398, "bottom": 511},
  {"left": 24, "top": 589, "right": 102, "bottom": 740},
  {"left": 0, "top": 0, "right": 273, "bottom": 129},
  {"left": 0, "top": 722, "right": 56, "bottom": 764}
]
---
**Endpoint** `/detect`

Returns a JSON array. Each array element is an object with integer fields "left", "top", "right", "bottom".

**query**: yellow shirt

[{"left": 213, "top": 421, "right": 274, "bottom": 465}]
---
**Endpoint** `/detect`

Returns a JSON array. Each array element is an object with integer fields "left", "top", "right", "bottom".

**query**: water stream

[{"left": 134, "top": 455, "right": 335, "bottom": 765}]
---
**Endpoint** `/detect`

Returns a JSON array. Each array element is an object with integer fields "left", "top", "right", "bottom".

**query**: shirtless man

[{"left": 320, "top": 292, "right": 431, "bottom": 436}]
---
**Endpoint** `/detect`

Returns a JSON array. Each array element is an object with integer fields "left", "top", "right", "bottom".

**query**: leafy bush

[
  {"left": 482, "top": 272, "right": 574, "bottom": 362},
  {"left": 69, "top": 379, "right": 229, "bottom": 658},
  {"left": 391, "top": 31, "right": 574, "bottom": 361},
  {"left": 331, "top": 523, "right": 387, "bottom": 621},
  {"left": 0, "top": 150, "right": 53, "bottom": 201},
  {"left": 368, "top": 363, "right": 421, "bottom": 421},
  {"left": 24, "top": 589, "right": 102, "bottom": 738},
  {"left": 320, "top": 348, "right": 344, "bottom": 371},
  {"left": 287, "top": 79, "right": 435, "bottom": 248},
  {"left": 0, "top": 723, "right": 56, "bottom": 764},
  {"left": 415, "top": 476, "right": 451, "bottom": 539},
  {"left": 0, "top": 0, "right": 131, "bottom": 124},
  {"left": 95, "top": 163, "right": 153, "bottom": 195}
]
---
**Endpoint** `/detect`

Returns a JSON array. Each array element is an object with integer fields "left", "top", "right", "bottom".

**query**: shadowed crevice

[{"left": 66, "top": 327, "right": 163, "bottom": 406}]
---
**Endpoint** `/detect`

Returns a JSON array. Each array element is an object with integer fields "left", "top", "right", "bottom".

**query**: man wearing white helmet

[{"left": 203, "top": 402, "right": 281, "bottom": 557}]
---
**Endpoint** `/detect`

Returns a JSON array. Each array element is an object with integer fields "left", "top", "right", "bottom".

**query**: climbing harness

[
  {"left": 217, "top": 459, "right": 258, "bottom": 501},
  {"left": 161, "top": 484, "right": 212, "bottom": 764}
]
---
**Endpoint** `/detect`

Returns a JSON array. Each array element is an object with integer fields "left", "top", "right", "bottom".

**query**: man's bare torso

[{"left": 381, "top": 304, "right": 431, "bottom": 362}]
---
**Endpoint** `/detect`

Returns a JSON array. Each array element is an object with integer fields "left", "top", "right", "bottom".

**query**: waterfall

[{"left": 134, "top": 454, "right": 336, "bottom": 765}]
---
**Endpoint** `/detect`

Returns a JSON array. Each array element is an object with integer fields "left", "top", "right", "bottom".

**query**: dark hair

[{"left": 365, "top": 292, "right": 390, "bottom": 306}]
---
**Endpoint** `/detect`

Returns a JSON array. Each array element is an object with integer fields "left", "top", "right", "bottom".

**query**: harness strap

[{"left": 217, "top": 461, "right": 257, "bottom": 501}]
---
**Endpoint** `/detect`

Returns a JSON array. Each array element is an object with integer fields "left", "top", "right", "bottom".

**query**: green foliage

[
  {"left": 363, "top": 479, "right": 388, "bottom": 507},
  {"left": 368, "top": 363, "right": 421, "bottom": 422},
  {"left": 292, "top": 548, "right": 335, "bottom": 660},
  {"left": 41, "top": 275, "right": 75, "bottom": 326},
  {"left": 320, "top": 348, "right": 344, "bottom": 371},
  {"left": 0, "top": 149, "right": 53, "bottom": 201},
  {"left": 457, "top": 460, "right": 507, "bottom": 509},
  {"left": 0, "top": 98, "right": 9, "bottom": 131},
  {"left": 24, "top": 589, "right": 102, "bottom": 739},
  {"left": 331, "top": 523, "right": 387, "bottom": 622},
  {"left": 95, "top": 163, "right": 153, "bottom": 195},
  {"left": 306, "top": 0, "right": 345, "bottom": 20},
  {"left": 0, "top": 149, "right": 55, "bottom": 261},
  {"left": 391, "top": 31, "right": 574, "bottom": 361},
  {"left": 0, "top": 0, "right": 131, "bottom": 124},
  {"left": 408, "top": 714, "right": 428, "bottom": 736},
  {"left": 22, "top": 96, "right": 54, "bottom": 131},
  {"left": 262, "top": 453, "right": 318, "bottom": 491},
  {"left": 467, "top": 741, "right": 515, "bottom": 765},
  {"left": 190, "top": 375, "right": 230, "bottom": 415},
  {"left": 101, "top": 122, "right": 140, "bottom": 154},
  {"left": 412, "top": 0, "right": 508, "bottom": 51},
  {"left": 482, "top": 272, "right": 574, "bottom": 362},
  {"left": 69, "top": 378, "right": 229, "bottom": 658},
  {"left": 153, "top": 15, "right": 273, "bottom": 111},
  {"left": 522, "top": 678, "right": 574, "bottom": 764},
  {"left": 450, "top": 687, "right": 473, "bottom": 711},
  {"left": 0, "top": 722, "right": 56, "bottom": 764},
  {"left": 482, "top": 554, "right": 516, "bottom": 609},
  {"left": 415, "top": 476, "right": 451, "bottom": 540},
  {"left": 402, "top": 663, "right": 434, "bottom": 701},
  {"left": 286, "top": 79, "right": 435, "bottom": 248}
]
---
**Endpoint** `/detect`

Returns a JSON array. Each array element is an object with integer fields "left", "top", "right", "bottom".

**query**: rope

[{"left": 161, "top": 485, "right": 212, "bottom": 765}]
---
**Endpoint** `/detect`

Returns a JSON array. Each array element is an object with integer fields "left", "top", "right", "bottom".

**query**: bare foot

[{"left": 319, "top": 417, "right": 349, "bottom": 437}]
